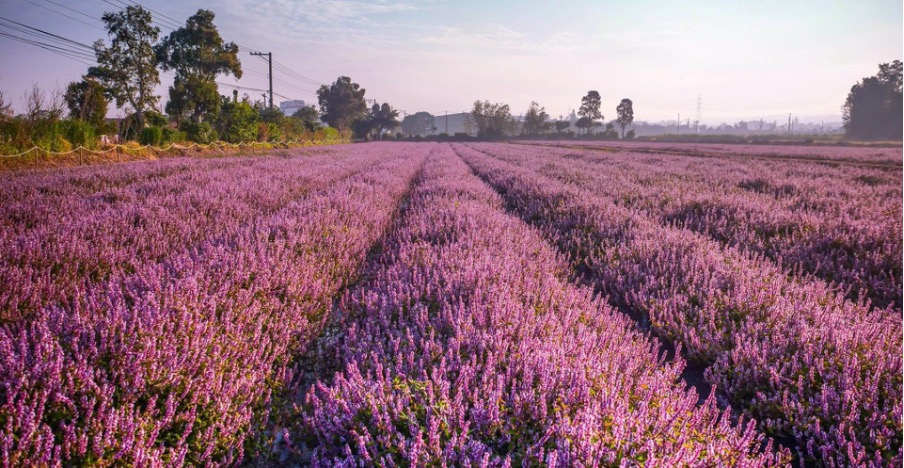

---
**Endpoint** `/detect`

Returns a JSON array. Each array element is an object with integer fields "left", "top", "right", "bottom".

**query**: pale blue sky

[{"left": 0, "top": 0, "right": 901, "bottom": 123}]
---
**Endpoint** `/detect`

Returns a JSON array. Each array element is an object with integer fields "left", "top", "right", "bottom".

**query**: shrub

[
  {"left": 258, "top": 122, "right": 281, "bottom": 142},
  {"left": 34, "top": 132, "right": 72, "bottom": 153},
  {"left": 161, "top": 127, "right": 187, "bottom": 145},
  {"left": 315, "top": 127, "right": 340, "bottom": 142},
  {"left": 217, "top": 100, "right": 258, "bottom": 143},
  {"left": 139, "top": 126, "right": 163, "bottom": 146},
  {"left": 180, "top": 121, "right": 215, "bottom": 144},
  {"left": 62, "top": 119, "right": 97, "bottom": 148}
]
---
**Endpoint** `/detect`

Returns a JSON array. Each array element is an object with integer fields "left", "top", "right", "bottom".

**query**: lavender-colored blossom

[
  {"left": 0, "top": 144, "right": 428, "bottom": 465},
  {"left": 286, "top": 145, "right": 787, "bottom": 466},
  {"left": 454, "top": 142, "right": 901, "bottom": 466}
]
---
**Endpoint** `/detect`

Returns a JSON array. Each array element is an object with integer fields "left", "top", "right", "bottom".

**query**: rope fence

[{"left": 0, "top": 139, "right": 343, "bottom": 160}]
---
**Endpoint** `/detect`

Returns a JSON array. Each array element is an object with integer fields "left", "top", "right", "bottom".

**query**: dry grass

[{"left": 0, "top": 141, "right": 343, "bottom": 172}]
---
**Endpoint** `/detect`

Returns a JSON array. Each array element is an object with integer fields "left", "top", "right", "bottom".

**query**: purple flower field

[{"left": 0, "top": 142, "right": 900, "bottom": 466}]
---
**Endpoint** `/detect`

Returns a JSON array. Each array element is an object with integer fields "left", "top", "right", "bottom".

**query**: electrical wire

[
  {"left": 21, "top": 0, "right": 105, "bottom": 31},
  {"left": 8, "top": 2, "right": 315, "bottom": 105},
  {"left": 0, "top": 32, "right": 96, "bottom": 65},
  {"left": 0, "top": 16, "right": 96, "bottom": 50},
  {"left": 45, "top": 0, "right": 105, "bottom": 24}
]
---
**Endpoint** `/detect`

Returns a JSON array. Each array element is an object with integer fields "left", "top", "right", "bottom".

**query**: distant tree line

[
  {"left": 315, "top": 76, "right": 402, "bottom": 140},
  {"left": 391, "top": 91, "right": 637, "bottom": 142},
  {"left": 843, "top": 60, "right": 902, "bottom": 141},
  {"left": 5, "top": 7, "right": 896, "bottom": 153},
  {"left": 0, "top": 6, "right": 404, "bottom": 154}
]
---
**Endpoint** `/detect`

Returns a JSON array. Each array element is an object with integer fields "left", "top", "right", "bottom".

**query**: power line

[
  {"left": 21, "top": 0, "right": 105, "bottom": 31},
  {"left": 96, "top": 3, "right": 327, "bottom": 95},
  {"left": 45, "top": 0, "right": 105, "bottom": 24},
  {"left": 215, "top": 80, "right": 269, "bottom": 94},
  {"left": 0, "top": 31, "right": 96, "bottom": 65},
  {"left": 120, "top": 0, "right": 182, "bottom": 29},
  {"left": 100, "top": 0, "right": 177, "bottom": 33},
  {"left": 273, "top": 92, "right": 298, "bottom": 101},
  {"left": 271, "top": 76, "right": 317, "bottom": 96},
  {"left": 8, "top": 3, "right": 313, "bottom": 106},
  {"left": 0, "top": 16, "right": 96, "bottom": 50},
  {"left": 271, "top": 60, "right": 323, "bottom": 86},
  {"left": 249, "top": 51, "right": 273, "bottom": 108}
]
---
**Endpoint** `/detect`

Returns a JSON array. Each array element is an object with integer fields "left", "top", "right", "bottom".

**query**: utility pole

[
  {"left": 788, "top": 113, "right": 791, "bottom": 134},
  {"left": 677, "top": 113, "right": 680, "bottom": 135},
  {"left": 694, "top": 95, "right": 702, "bottom": 134},
  {"left": 250, "top": 52, "right": 273, "bottom": 108}
]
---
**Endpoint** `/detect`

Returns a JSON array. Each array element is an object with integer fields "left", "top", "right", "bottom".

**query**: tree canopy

[
  {"left": 317, "top": 76, "right": 367, "bottom": 131},
  {"left": 521, "top": 101, "right": 550, "bottom": 136},
  {"left": 578, "top": 90, "right": 602, "bottom": 133},
  {"left": 216, "top": 93, "right": 258, "bottom": 143},
  {"left": 616, "top": 98, "right": 634, "bottom": 138},
  {"left": 843, "top": 60, "right": 902, "bottom": 140},
  {"left": 293, "top": 105, "right": 322, "bottom": 131},
  {"left": 469, "top": 100, "right": 516, "bottom": 139},
  {"left": 155, "top": 9, "right": 241, "bottom": 123},
  {"left": 401, "top": 111, "right": 435, "bottom": 136},
  {"left": 65, "top": 77, "right": 108, "bottom": 128},
  {"left": 369, "top": 103, "right": 400, "bottom": 137},
  {"left": 89, "top": 5, "right": 160, "bottom": 132},
  {"left": 554, "top": 120, "right": 571, "bottom": 133}
]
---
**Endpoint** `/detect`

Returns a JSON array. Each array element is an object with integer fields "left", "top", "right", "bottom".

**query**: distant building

[
  {"left": 279, "top": 100, "right": 307, "bottom": 116},
  {"left": 432, "top": 112, "right": 470, "bottom": 135}
]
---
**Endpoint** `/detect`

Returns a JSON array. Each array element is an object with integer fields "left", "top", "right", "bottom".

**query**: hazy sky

[{"left": 1, "top": 0, "right": 901, "bottom": 123}]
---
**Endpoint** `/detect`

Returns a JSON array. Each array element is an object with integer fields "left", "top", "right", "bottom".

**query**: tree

[
  {"left": 554, "top": 120, "right": 571, "bottom": 134},
  {"left": 317, "top": 76, "right": 366, "bottom": 131},
  {"left": 877, "top": 60, "right": 903, "bottom": 92},
  {"left": 65, "top": 77, "right": 108, "bottom": 127},
  {"left": 521, "top": 101, "right": 550, "bottom": 136},
  {"left": 470, "top": 100, "right": 516, "bottom": 139},
  {"left": 89, "top": 5, "right": 160, "bottom": 133},
  {"left": 615, "top": 98, "right": 634, "bottom": 138},
  {"left": 155, "top": 10, "right": 241, "bottom": 123},
  {"left": 0, "top": 91, "right": 11, "bottom": 120},
  {"left": 216, "top": 92, "right": 258, "bottom": 143},
  {"left": 400, "top": 111, "right": 434, "bottom": 136},
  {"left": 578, "top": 90, "right": 602, "bottom": 134},
  {"left": 369, "top": 102, "right": 400, "bottom": 137},
  {"left": 293, "top": 105, "right": 321, "bottom": 131},
  {"left": 574, "top": 116, "right": 593, "bottom": 134},
  {"left": 23, "top": 84, "right": 65, "bottom": 124},
  {"left": 843, "top": 60, "right": 902, "bottom": 140}
]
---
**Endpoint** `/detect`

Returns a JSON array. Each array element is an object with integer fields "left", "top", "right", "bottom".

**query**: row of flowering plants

[
  {"left": 0, "top": 144, "right": 428, "bottom": 465},
  {"left": 0, "top": 149, "right": 376, "bottom": 321},
  {"left": 507, "top": 143, "right": 902, "bottom": 310},
  {"left": 280, "top": 145, "right": 788, "bottom": 466},
  {"left": 540, "top": 140, "right": 904, "bottom": 165},
  {"left": 455, "top": 142, "right": 902, "bottom": 466}
]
